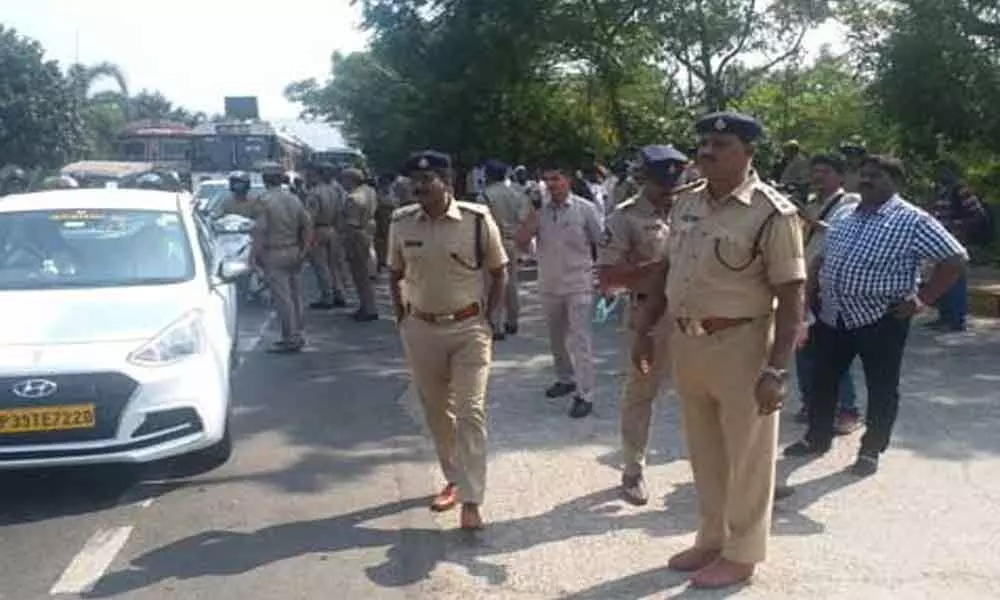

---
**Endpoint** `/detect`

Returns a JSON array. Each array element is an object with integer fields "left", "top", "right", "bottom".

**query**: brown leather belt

[
  {"left": 410, "top": 303, "right": 481, "bottom": 324},
  {"left": 676, "top": 317, "right": 753, "bottom": 336}
]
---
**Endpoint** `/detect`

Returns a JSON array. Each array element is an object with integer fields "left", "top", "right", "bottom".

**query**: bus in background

[
  {"left": 189, "top": 120, "right": 309, "bottom": 189},
  {"left": 309, "top": 147, "right": 368, "bottom": 173},
  {"left": 117, "top": 120, "right": 193, "bottom": 182}
]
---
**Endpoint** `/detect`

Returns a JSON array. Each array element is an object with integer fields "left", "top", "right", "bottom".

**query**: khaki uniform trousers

[
  {"left": 542, "top": 292, "right": 595, "bottom": 399},
  {"left": 309, "top": 226, "right": 350, "bottom": 302},
  {"left": 344, "top": 228, "right": 377, "bottom": 314},
  {"left": 671, "top": 316, "right": 777, "bottom": 564},
  {"left": 620, "top": 315, "right": 672, "bottom": 477},
  {"left": 262, "top": 247, "right": 305, "bottom": 341},
  {"left": 400, "top": 315, "right": 492, "bottom": 504},
  {"left": 490, "top": 241, "right": 520, "bottom": 330}
]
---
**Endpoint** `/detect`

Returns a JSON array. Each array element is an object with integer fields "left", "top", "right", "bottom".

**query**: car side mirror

[{"left": 217, "top": 259, "right": 250, "bottom": 283}]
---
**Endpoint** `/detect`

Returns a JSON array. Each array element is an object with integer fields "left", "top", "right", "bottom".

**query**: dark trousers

[{"left": 806, "top": 314, "right": 911, "bottom": 455}]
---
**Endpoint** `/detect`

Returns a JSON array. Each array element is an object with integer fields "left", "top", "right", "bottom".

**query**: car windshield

[
  {"left": 194, "top": 184, "right": 264, "bottom": 216},
  {"left": 0, "top": 209, "right": 195, "bottom": 290}
]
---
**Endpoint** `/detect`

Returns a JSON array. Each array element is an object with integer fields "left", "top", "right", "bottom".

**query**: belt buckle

[
  {"left": 681, "top": 319, "right": 706, "bottom": 336},
  {"left": 439, "top": 313, "right": 458, "bottom": 323}
]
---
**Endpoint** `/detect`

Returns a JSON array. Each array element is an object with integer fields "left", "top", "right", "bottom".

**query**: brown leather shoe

[
  {"left": 689, "top": 557, "right": 755, "bottom": 589},
  {"left": 667, "top": 546, "right": 720, "bottom": 572},
  {"left": 430, "top": 483, "right": 458, "bottom": 512},
  {"left": 460, "top": 503, "right": 484, "bottom": 530}
]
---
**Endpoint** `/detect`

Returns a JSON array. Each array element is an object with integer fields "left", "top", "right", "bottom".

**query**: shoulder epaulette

[
  {"left": 673, "top": 178, "right": 706, "bottom": 195},
  {"left": 391, "top": 204, "right": 422, "bottom": 221},
  {"left": 757, "top": 184, "right": 798, "bottom": 216},
  {"left": 456, "top": 201, "right": 490, "bottom": 215}
]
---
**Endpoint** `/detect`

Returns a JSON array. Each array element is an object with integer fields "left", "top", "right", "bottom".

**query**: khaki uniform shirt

[
  {"left": 482, "top": 181, "right": 529, "bottom": 243},
  {"left": 596, "top": 192, "right": 670, "bottom": 299},
  {"left": 388, "top": 198, "right": 508, "bottom": 314},
  {"left": 665, "top": 172, "right": 806, "bottom": 319},
  {"left": 255, "top": 188, "right": 312, "bottom": 249},
  {"left": 344, "top": 184, "right": 377, "bottom": 232},
  {"left": 305, "top": 183, "right": 340, "bottom": 227},
  {"left": 218, "top": 195, "right": 264, "bottom": 220}
]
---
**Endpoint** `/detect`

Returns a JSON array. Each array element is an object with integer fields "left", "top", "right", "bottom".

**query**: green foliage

[{"left": 0, "top": 25, "right": 87, "bottom": 169}]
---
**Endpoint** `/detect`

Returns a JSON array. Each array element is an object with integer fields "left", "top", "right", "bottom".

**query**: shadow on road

[{"left": 86, "top": 486, "right": 702, "bottom": 598}]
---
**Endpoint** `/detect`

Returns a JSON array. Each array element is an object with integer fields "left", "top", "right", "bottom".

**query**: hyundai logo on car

[{"left": 12, "top": 379, "right": 58, "bottom": 399}]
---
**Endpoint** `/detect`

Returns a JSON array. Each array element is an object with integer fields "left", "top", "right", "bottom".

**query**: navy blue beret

[
  {"left": 403, "top": 150, "right": 452, "bottom": 174},
  {"left": 637, "top": 144, "right": 689, "bottom": 183},
  {"left": 695, "top": 111, "right": 764, "bottom": 142},
  {"left": 484, "top": 159, "right": 508, "bottom": 177}
]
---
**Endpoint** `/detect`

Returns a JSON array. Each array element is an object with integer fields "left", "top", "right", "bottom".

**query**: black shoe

[
  {"left": 545, "top": 382, "right": 577, "bottom": 398},
  {"left": 504, "top": 323, "right": 518, "bottom": 335},
  {"left": 492, "top": 331, "right": 506, "bottom": 341},
  {"left": 309, "top": 301, "right": 335, "bottom": 310},
  {"left": 569, "top": 396, "right": 593, "bottom": 419},
  {"left": 267, "top": 339, "right": 303, "bottom": 354},
  {"left": 332, "top": 297, "right": 347, "bottom": 308},
  {"left": 851, "top": 452, "right": 879, "bottom": 477},
  {"left": 783, "top": 439, "right": 830, "bottom": 457},
  {"left": 353, "top": 312, "right": 378, "bottom": 322},
  {"left": 621, "top": 473, "right": 649, "bottom": 506}
]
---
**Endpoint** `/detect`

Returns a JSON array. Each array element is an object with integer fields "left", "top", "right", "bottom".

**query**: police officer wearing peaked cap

[
  {"left": 597, "top": 143, "right": 689, "bottom": 506},
  {"left": 632, "top": 110, "right": 806, "bottom": 587},
  {"left": 388, "top": 149, "right": 508, "bottom": 530}
]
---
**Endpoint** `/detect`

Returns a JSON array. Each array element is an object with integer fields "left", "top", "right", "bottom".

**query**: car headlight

[{"left": 128, "top": 310, "right": 207, "bottom": 366}]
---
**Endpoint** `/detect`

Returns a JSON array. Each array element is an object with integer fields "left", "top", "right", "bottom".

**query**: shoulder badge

[{"left": 758, "top": 184, "right": 798, "bottom": 216}]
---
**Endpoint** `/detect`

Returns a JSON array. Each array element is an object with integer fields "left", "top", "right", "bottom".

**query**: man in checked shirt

[{"left": 784, "top": 154, "right": 967, "bottom": 477}]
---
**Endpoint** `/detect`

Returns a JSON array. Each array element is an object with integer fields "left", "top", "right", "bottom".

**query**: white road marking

[
  {"left": 238, "top": 310, "right": 275, "bottom": 355},
  {"left": 49, "top": 526, "right": 133, "bottom": 595}
]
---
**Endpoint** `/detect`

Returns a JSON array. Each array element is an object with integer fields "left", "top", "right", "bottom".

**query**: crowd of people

[
  {"left": 0, "top": 110, "right": 987, "bottom": 591},
  {"left": 376, "top": 110, "right": 971, "bottom": 589}
]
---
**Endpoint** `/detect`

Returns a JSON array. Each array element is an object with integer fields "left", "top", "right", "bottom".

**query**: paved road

[{"left": 3, "top": 275, "right": 1000, "bottom": 599}]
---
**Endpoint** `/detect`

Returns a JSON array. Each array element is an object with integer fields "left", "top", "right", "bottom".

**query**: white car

[{"left": 0, "top": 188, "right": 249, "bottom": 470}]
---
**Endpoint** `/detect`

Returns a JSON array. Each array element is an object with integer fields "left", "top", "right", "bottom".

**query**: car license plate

[{"left": 0, "top": 404, "right": 96, "bottom": 434}]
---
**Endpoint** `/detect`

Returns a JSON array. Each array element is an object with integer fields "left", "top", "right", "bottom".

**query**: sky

[
  {"left": 4, "top": 0, "right": 370, "bottom": 119},
  {"left": 5, "top": 1, "right": 847, "bottom": 121}
]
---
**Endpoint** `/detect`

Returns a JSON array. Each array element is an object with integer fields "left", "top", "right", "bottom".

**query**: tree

[
  {"left": 0, "top": 26, "right": 86, "bottom": 169},
  {"left": 647, "top": 0, "right": 829, "bottom": 111},
  {"left": 869, "top": 1, "right": 1000, "bottom": 158}
]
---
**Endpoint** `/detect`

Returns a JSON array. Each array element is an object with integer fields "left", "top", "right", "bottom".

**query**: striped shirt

[{"left": 818, "top": 194, "right": 967, "bottom": 329}]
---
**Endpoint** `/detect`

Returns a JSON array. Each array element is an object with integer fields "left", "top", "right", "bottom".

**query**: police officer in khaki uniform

[
  {"left": 480, "top": 159, "right": 530, "bottom": 340},
  {"left": 218, "top": 171, "right": 263, "bottom": 219},
  {"left": 252, "top": 163, "right": 314, "bottom": 353},
  {"left": 633, "top": 112, "right": 805, "bottom": 588},
  {"left": 596, "top": 144, "right": 690, "bottom": 506},
  {"left": 388, "top": 150, "right": 508, "bottom": 530},
  {"left": 341, "top": 168, "right": 379, "bottom": 321},
  {"left": 304, "top": 162, "right": 348, "bottom": 309}
]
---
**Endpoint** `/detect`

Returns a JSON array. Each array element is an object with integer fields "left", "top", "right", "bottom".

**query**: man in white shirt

[
  {"left": 516, "top": 162, "right": 603, "bottom": 419},
  {"left": 795, "top": 154, "right": 862, "bottom": 433}
]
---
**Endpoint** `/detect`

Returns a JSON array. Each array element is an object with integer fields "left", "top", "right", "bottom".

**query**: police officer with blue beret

[
  {"left": 631, "top": 111, "right": 806, "bottom": 587},
  {"left": 388, "top": 150, "right": 509, "bottom": 530},
  {"left": 596, "top": 143, "right": 692, "bottom": 506}
]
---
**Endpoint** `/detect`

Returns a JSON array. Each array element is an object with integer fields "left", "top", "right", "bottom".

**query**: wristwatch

[{"left": 760, "top": 366, "right": 788, "bottom": 382}]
